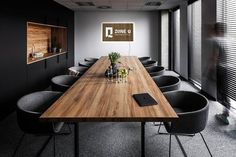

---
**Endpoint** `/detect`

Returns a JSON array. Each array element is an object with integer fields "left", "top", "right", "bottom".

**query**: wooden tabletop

[{"left": 41, "top": 56, "right": 178, "bottom": 122}]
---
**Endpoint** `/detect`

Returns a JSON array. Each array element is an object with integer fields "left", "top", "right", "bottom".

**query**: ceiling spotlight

[
  {"left": 145, "top": 2, "right": 162, "bottom": 6},
  {"left": 97, "top": 6, "right": 112, "bottom": 9},
  {"left": 76, "top": 2, "right": 95, "bottom": 6}
]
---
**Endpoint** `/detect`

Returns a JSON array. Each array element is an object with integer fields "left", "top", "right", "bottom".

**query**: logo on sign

[{"left": 105, "top": 27, "right": 113, "bottom": 38}]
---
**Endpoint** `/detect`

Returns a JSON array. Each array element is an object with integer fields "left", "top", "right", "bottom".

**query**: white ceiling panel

[{"left": 54, "top": 0, "right": 183, "bottom": 11}]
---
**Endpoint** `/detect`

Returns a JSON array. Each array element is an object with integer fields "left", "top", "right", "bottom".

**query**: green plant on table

[{"left": 108, "top": 52, "right": 121, "bottom": 64}]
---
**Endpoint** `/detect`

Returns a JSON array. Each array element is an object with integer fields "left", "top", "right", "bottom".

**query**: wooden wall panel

[
  {"left": 27, "top": 22, "right": 68, "bottom": 64},
  {"left": 27, "top": 24, "right": 51, "bottom": 57}
]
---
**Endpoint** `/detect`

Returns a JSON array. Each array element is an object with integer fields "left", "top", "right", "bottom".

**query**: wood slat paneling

[
  {"left": 41, "top": 56, "right": 178, "bottom": 122},
  {"left": 27, "top": 23, "right": 51, "bottom": 57},
  {"left": 27, "top": 22, "right": 68, "bottom": 64}
]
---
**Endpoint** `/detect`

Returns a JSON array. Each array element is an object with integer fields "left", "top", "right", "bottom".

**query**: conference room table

[{"left": 41, "top": 56, "right": 178, "bottom": 157}]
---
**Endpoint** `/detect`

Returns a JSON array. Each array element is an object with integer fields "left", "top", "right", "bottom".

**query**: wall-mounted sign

[{"left": 102, "top": 23, "right": 134, "bottom": 42}]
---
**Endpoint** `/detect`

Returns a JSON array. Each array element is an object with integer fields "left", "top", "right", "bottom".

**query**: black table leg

[
  {"left": 75, "top": 123, "right": 79, "bottom": 157},
  {"left": 141, "top": 122, "right": 145, "bottom": 157}
]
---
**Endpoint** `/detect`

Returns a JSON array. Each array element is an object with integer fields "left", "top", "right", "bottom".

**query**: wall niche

[{"left": 27, "top": 22, "right": 67, "bottom": 64}]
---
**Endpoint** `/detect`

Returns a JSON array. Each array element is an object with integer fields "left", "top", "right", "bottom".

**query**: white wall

[{"left": 75, "top": 11, "right": 160, "bottom": 64}]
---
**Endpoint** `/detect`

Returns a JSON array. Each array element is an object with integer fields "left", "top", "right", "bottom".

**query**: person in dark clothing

[{"left": 213, "top": 22, "right": 230, "bottom": 125}]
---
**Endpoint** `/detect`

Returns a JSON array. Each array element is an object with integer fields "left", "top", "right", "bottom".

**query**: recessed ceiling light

[
  {"left": 76, "top": 2, "right": 95, "bottom": 6},
  {"left": 97, "top": 6, "right": 112, "bottom": 9},
  {"left": 145, "top": 2, "right": 162, "bottom": 6}
]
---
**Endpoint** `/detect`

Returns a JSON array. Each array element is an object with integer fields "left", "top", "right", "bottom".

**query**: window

[
  {"left": 161, "top": 11, "right": 169, "bottom": 69},
  {"left": 188, "top": 0, "right": 202, "bottom": 85},
  {"left": 173, "top": 9, "right": 180, "bottom": 74},
  {"left": 217, "top": 0, "right": 236, "bottom": 106}
]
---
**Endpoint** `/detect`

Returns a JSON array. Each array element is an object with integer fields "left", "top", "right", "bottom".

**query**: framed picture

[{"left": 102, "top": 22, "right": 134, "bottom": 42}]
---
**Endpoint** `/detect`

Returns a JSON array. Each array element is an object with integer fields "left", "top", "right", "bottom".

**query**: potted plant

[{"left": 108, "top": 52, "right": 120, "bottom": 73}]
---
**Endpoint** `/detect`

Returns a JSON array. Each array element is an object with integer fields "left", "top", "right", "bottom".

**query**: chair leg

[
  {"left": 199, "top": 132, "right": 213, "bottom": 157},
  {"left": 36, "top": 136, "right": 53, "bottom": 157},
  {"left": 67, "top": 124, "right": 72, "bottom": 134},
  {"left": 169, "top": 134, "right": 171, "bottom": 157},
  {"left": 157, "top": 123, "right": 171, "bottom": 135},
  {"left": 56, "top": 124, "right": 72, "bottom": 135},
  {"left": 175, "top": 135, "right": 188, "bottom": 157},
  {"left": 153, "top": 122, "right": 160, "bottom": 126},
  {"left": 158, "top": 127, "right": 194, "bottom": 137},
  {"left": 158, "top": 122, "right": 162, "bottom": 134},
  {"left": 177, "top": 133, "right": 195, "bottom": 137},
  {"left": 75, "top": 72, "right": 80, "bottom": 77},
  {"left": 53, "top": 136, "right": 56, "bottom": 157},
  {"left": 12, "top": 133, "right": 25, "bottom": 157}
]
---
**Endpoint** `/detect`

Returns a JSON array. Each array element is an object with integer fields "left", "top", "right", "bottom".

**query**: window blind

[
  {"left": 217, "top": 0, "right": 236, "bottom": 103},
  {"left": 173, "top": 9, "right": 180, "bottom": 74},
  {"left": 161, "top": 11, "right": 169, "bottom": 69}
]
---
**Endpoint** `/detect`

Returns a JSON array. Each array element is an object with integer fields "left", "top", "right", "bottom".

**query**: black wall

[{"left": 0, "top": 0, "right": 74, "bottom": 120}]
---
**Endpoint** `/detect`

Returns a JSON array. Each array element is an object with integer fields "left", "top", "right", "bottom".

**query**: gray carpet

[{"left": 1, "top": 81, "right": 236, "bottom": 157}]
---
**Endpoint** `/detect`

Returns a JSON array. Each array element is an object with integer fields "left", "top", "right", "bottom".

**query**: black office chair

[
  {"left": 84, "top": 57, "right": 98, "bottom": 63},
  {"left": 152, "top": 75, "right": 180, "bottom": 92},
  {"left": 51, "top": 75, "right": 79, "bottom": 92},
  {"left": 14, "top": 91, "right": 71, "bottom": 157},
  {"left": 138, "top": 56, "right": 151, "bottom": 62},
  {"left": 78, "top": 61, "right": 93, "bottom": 68},
  {"left": 159, "top": 91, "right": 212, "bottom": 157},
  {"left": 146, "top": 66, "right": 165, "bottom": 77},
  {"left": 68, "top": 66, "right": 88, "bottom": 76},
  {"left": 152, "top": 75, "right": 180, "bottom": 126},
  {"left": 142, "top": 60, "right": 157, "bottom": 67}
]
